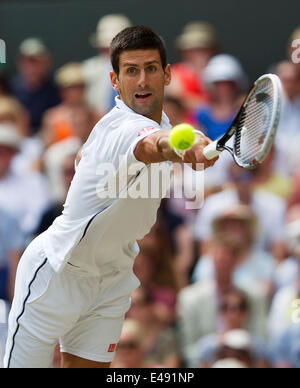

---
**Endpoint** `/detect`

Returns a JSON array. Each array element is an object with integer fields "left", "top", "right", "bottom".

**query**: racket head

[{"left": 229, "top": 74, "right": 282, "bottom": 169}]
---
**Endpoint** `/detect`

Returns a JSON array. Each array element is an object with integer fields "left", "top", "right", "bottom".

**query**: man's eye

[
  {"left": 127, "top": 68, "right": 137, "bottom": 74},
  {"left": 147, "top": 66, "right": 156, "bottom": 72}
]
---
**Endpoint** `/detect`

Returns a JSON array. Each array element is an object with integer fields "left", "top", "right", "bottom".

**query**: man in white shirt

[{"left": 4, "top": 26, "right": 217, "bottom": 368}]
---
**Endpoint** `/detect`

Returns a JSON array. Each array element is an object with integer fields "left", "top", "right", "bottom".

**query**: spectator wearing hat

[
  {"left": 166, "top": 21, "right": 219, "bottom": 111},
  {"left": 193, "top": 204, "right": 275, "bottom": 295},
  {"left": 0, "top": 122, "right": 50, "bottom": 238},
  {"left": 82, "top": 14, "right": 132, "bottom": 113},
  {"left": 40, "top": 62, "right": 102, "bottom": 148},
  {"left": 11, "top": 38, "right": 61, "bottom": 135},
  {"left": 192, "top": 54, "right": 248, "bottom": 141},
  {"left": 194, "top": 161, "right": 287, "bottom": 262}
]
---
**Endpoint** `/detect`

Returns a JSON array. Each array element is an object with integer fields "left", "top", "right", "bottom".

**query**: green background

[{"left": 0, "top": 0, "right": 299, "bottom": 81}]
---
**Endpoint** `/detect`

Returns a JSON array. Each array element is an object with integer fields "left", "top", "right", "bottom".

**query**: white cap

[
  {"left": 19, "top": 37, "right": 49, "bottom": 57},
  {"left": 222, "top": 329, "right": 252, "bottom": 350},
  {"left": 203, "top": 54, "right": 248, "bottom": 91},
  {"left": 212, "top": 358, "right": 248, "bottom": 368},
  {"left": 175, "top": 21, "right": 219, "bottom": 50},
  {"left": 90, "top": 14, "right": 132, "bottom": 48},
  {"left": 0, "top": 122, "right": 22, "bottom": 150},
  {"left": 55, "top": 62, "right": 85, "bottom": 88}
]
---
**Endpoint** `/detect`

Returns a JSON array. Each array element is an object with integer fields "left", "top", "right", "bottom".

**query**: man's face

[
  {"left": 110, "top": 49, "right": 171, "bottom": 123},
  {"left": 18, "top": 55, "right": 50, "bottom": 88}
]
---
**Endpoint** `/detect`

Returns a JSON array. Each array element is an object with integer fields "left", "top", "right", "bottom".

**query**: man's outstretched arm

[{"left": 134, "top": 129, "right": 218, "bottom": 170}]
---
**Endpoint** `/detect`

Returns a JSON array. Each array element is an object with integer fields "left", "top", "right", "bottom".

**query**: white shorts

[{"left": 4, "top": 235, "right": 139, "bottom": 368}]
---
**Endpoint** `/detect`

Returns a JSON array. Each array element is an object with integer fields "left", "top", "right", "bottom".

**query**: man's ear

[
  {"left": 110, "top": 71, "right": 120, "bottom": 92},
  {"left": 164, "top": 64, "right": 172, "bottom": 87}
]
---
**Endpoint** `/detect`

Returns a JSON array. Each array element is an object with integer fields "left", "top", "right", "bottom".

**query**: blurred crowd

[{"left": 1, "top": 14, "right": 300, "bottom": 368}]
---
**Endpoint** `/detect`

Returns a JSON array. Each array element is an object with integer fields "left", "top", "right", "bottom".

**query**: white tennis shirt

[{"left": 42, "top": 97, "right": 172, "bottom": 274}]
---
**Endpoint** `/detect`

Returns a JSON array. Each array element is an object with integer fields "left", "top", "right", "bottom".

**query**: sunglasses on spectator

[
  {"left": 117, "top": 341, "right": 139, "bottom": 350},
  {"left": 220, "top": 302, "right": 248, "bottom": 313}
]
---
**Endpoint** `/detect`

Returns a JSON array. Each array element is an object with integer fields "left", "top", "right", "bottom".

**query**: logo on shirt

[
  {"left": 108, "top": 343, "right": 117, "bottom": 352},
  {"left": 138, "top": 127, "right": 155, "bottom": 137}
]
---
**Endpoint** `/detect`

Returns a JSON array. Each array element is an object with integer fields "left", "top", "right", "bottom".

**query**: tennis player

[{"left": 4, "top": 26, "right": 217, "bottom": 368}]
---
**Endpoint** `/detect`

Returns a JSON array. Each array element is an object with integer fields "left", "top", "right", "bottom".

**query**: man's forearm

[{"left": 156, "top": 133, "right": 183, "bottom": 163}]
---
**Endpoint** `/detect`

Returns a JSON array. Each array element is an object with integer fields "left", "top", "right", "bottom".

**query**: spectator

[
  {"left": 11, "top": 37, "right": 61, "bottom": 134},
  {"left": 192, "top": 54, "right": 248, "bottom": 141},
  {"left": 194, "top": 161, "right": 287, "bottom": 262},
  {"left": 40, "top": 62, "right": 102, "bottom": 148},
  {"left": 0, "top": 122, "right": 50, "bottom": 237},
  {"left": 268, "top": 210, "right": 300, "bottom": 341},
  {"left": 193, "top": 289, "right": 270, "bottom": 368},
  {"left": 82, "top": 14, "right": 131, "bottom": 113},
  {"left": 193, "top": 204, "right": 275, "bottom": 295},
  {"left": 177, "top": 235, "right": 268, "bottom": 366},
  {"left": 0, "top": 95, "right": 29, "bottom": 137},
  {"left": 0, "top": 95, "right": 43, "bottom": 174},
  {"left": 0, "top": 208, "right": 24, "bottom": 302},
  {"left": 166, "top": 21, "right": 219, "bottom": 110},
  {"left": 126, "top": 286, "right": 181, "bottom": 367},
  {"left": 212, "top": 330, "right": 256, "bottom": 368},
  {"left": 111, "top": 319, "right": 160, "bottom": 368}
]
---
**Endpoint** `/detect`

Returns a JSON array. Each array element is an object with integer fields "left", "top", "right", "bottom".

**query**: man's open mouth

[{"left": 135, "top": 93, "right": 152, "bottom": 100}]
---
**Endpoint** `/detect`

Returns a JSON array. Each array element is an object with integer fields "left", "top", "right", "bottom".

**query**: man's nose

[{"left": 138, "top": 70, "right": 147, "bottom": 88}]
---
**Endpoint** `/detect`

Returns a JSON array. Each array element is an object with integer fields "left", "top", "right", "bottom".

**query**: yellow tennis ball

[{"left": 169, "top": 123, "right": 196, "bottom": 150}]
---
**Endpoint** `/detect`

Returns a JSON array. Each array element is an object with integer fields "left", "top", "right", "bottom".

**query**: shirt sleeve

[
  {"left": 112, "top": 119, "right": 163, "bottom": 166},
  {"left": 95, "top": 118, "right": 164, "bottom": 194}
]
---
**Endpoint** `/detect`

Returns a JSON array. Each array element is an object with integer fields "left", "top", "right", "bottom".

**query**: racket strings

[{"left": 235, "top": 79, "right": 274, "bottom": 165}]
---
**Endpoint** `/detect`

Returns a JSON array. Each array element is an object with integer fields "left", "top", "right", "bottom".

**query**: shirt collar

[{"left": 114, "top": 96, "right": 170, "bottom": 128}]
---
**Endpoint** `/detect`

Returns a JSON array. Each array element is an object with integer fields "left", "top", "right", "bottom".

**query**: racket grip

[{"left": 203, "top": 141, "right": 223, "bottom": 160}]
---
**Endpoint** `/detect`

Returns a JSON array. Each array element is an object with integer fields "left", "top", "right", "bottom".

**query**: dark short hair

[{"left": 110, "top": 25, "right": 167, "bottom": 76}]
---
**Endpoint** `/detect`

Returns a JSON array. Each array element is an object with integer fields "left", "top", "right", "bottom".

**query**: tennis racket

[{"left": 203, "top": 73, "right": 282, "bottom": 169}]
